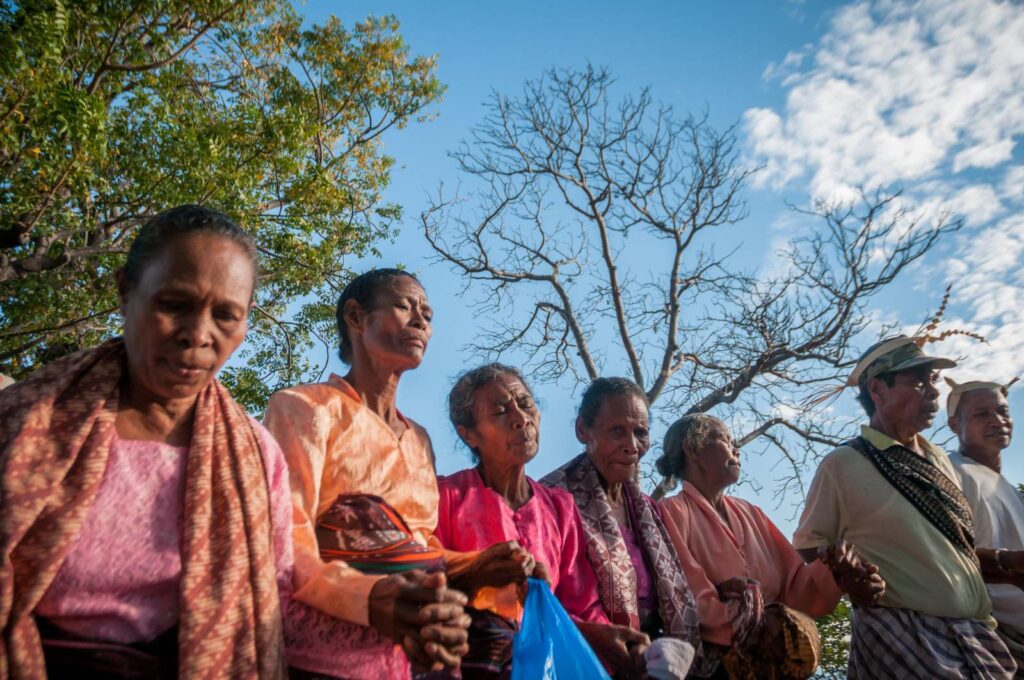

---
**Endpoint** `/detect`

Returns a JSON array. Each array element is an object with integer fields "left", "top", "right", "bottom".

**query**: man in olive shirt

[{"left": 794, "top": 336, "right": 1017, "bottom": 679}]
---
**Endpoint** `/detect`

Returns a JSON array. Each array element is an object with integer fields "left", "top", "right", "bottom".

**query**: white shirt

[{"left": 949, "top": 452, "right": 1024, "bottom": 630}]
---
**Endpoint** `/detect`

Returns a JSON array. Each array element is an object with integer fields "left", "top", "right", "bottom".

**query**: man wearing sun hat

[
  {"left": 793, "top": 335, "right": 1017, "bottom": 679},
  {"left": 947, "top": 377, "right": 1024, "bottom": 674}
]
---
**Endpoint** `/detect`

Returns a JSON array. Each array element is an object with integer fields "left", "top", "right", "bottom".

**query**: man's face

[
  {"left": 950, "top": 389, "right": 1013, "bottom": 454},
  {"left": 871, "top": 365, "right": 942, "bottom": 434}
]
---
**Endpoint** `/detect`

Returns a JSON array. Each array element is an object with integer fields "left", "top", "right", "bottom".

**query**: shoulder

[
  {"left": 531, "top": 479, "right": 576, "bottom": 511},
  {"left": 266, "top": 381, "right": 350, "bottom": 414},
  {"left": 438, "top": 468, "right": 477, "bottom": 493}
]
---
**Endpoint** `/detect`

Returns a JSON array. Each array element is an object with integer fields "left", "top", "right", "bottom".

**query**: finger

[
  {"left": 417, "top": 602, "right": 470, "bottom": 624},
  {"left": 422, "top": 622, "right": 471, "bottom": 647},
  {"left": 402, "top": 635, "right": 435, "bottom": 670},
  {"left": 400, "top": 583, "right": 469, "bottom": 607},
  {"left": 425, "top": 640, "right": 464, "bottom": 668}
]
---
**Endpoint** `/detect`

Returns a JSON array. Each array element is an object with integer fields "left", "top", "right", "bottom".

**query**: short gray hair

[
  {"left": 655, "top": 413, "right": 721, "bottom": 491},
  {"left": 448, "top": 363, "right": 532, "bottom": 460}
]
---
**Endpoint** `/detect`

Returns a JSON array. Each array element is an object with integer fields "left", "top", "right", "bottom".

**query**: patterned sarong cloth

[
  {"left": 849, "top": 607, "right": 1017, "bottom": 679},
  {"left": 849, "top": 436, "right": 978, "bottom": 565},
  {"left": 316, "top": 494, "right": 447, "bottom": 574},
  {"left": 542, "top": 453, "right": 710, "bottom": 673},
  {"left": 0, "top": 339, "right": 285, "bottom": 679},
  {"left": 997, "top": 621, "right": 1024, "bottom": 679}
]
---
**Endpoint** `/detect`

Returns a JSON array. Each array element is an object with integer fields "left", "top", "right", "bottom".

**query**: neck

[
  {"left": 687, "top": 476, "right": 727, "bottom": 514},
  {"left": 477, "top": 461, "right": 531, "bottom": 509},
  {"left": 960, "top": 444, "right": 1002, "bottom": 473},
  {"left": 343, "top": 358, "right": 404, "bottom": 422},
  {"left": 117, "top": 375, "right": 198, "bottom": 445},
  {"left": 869, "top": 414, "right": 924, "bottom": 454}
]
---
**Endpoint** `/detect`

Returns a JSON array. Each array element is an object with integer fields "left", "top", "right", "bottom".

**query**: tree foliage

[
  {"left": 420, "top": 65, "right": 962, "bottom": 496},
  {"left": 0, "top": 0, "right": 442, "bottom": 411},
  {"left": 816, "top": 598, "right": 852, "bottom": 678}
]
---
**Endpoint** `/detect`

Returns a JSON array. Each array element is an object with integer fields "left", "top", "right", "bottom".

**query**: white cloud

[
  {"left": 744, "top": 0, "right": 1024, "bottom": 382},
  {"left": 745, "top": 0, "right": 1024, "bottom": 201}
]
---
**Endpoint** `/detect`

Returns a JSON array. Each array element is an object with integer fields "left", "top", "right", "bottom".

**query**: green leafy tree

[
  {"left": 816, "top": 598, "right": 852, "bottom": 678},
  {"left": 0, "top": 0, "right": 442, "bottom": 410}
]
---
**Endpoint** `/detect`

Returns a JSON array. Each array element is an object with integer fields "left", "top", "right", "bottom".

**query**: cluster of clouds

[{"left": 744, "top": 0, "right": 1024, "bottom": 384}]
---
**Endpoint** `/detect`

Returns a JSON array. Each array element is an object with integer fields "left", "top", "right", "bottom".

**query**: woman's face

[
  {"left": 687, "top": 418, "right": 742, "bottom": 491},
  {"left": 458, "top": 373, "right": 540, "bottom": 469},
  {"left": 119, "top": 233, "right": 254, "bottom": 404},
  {"left": 577, "top": 393, "right": 650, "bottom": 485},
  {"left": 347, "top": 276, "right": 432, "bottom": 371}
]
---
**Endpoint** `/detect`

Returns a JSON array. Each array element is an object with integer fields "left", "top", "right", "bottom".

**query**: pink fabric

[
  {"left": 659, "top": 484, "right": 841, "bottom": 646},
  {"left": 617, "top": 518, "right": 658, "bottom": 617},
  {"left": 434, "top": 468, "right": 608, "bottom": 624},
  {"left": 35, "top": 419, "right": 294, "bottom": 644}
]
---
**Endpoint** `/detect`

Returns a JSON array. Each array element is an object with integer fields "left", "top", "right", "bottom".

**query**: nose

[
  {"left": 176, "top": 310, "right": 214, "bottom": 349},
  {"left": 509, "top": 403, "right": 531, "bottom": 429},
  {"left": 409, "top": 305, "right": 430, "bottom": 330}
]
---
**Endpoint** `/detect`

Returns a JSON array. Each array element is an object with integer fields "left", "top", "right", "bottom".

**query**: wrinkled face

[
  {"left": 459, "top": 373, "right": 540, "bottom": 467},
  {"left": 577, "top": 393, "right": 650, "bottom": 486},
  {"left": 951, "top": 389, "right": 1013, "bottom": 453},
  {"left": 870, "top": 365, "right": 941, "bottom": 434},
  {"left": 687, "top": 418, "right": 741, "bottom": 491},
  {"left": 349, "top": 277, "right": 433, "bottom": 371},
  {"left": 119, "top": 234, "right": 254, "bottom": 402}
]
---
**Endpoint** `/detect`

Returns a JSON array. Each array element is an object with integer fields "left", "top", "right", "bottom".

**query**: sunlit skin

[
  {"left": 949, "top": 388, "right": 1013, "bottom": 473},
  {"left": 682, "top": 417, "right": 741, "bottom": 516},
  {"left": 949, "top": 389, "right": 1024, "bottom": 583},
  {"left": 573, "top": 392, "right": 654, "bottom": 677},
  {"left": 115, "top": 233, "right": 254, "bottom": 446},
  {"left": 867, "top": 365, "right": 942, "bottom": 455},
  {"left": 459, "top": 373, "right": 540, "bottom": 509},
  {"left": 342, "top": 276, "right": 433, "bottom": 437},
  {"left": 576, "top": 393, "right": 651, "bottom": 503}
]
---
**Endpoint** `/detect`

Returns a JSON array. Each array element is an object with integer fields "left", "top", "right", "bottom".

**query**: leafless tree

[{"left": 420, "top": 65, "right": 962, "bottom": 499}]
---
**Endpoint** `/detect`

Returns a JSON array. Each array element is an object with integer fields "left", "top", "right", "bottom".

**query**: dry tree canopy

[{"left": 420, "top": 65, "right": 962, "bottom": 499}]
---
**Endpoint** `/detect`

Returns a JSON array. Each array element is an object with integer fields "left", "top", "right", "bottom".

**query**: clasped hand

[
  {"left": 367, "top": 570, "right": 471, "bottom": 672},
  {"left": 817, "top": 540, "right": 886, "bottom": 606}
]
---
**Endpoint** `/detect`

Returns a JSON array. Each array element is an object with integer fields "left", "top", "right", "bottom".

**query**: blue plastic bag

[{"left": 511, "top": 578, "right": 612, "bottom": 680}]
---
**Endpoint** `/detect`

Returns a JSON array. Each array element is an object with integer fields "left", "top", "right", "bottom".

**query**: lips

[
  {"left": 165, "top": 359, "right": 208, "bottom": 380},
  {"left": 400, "top": 334, "right": 427, "bottom": 349}
]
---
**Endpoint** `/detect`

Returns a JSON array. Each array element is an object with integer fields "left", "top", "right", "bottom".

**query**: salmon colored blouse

[
  {"left": 264, "top": 375, "right": 444, "bottom": 626},
  {"left": 659, "top": 484, "right": 841, "bottom": 646}
]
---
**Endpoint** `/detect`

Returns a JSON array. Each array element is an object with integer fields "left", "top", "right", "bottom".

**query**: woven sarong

[
  {"left": 542, "top": 453, "right": 713, "bottom": 675},
  {"left": 316, "top": 494, "right": 446, "bottom": 574},
  {"left": 848, "top": 607, "right": 1017, "bottom": 679},
  {"left": 849, "top": 436, "right": 978, "bottom": 565},
  {"left": 0, "top": 339, "right": 285, "bottom": 679},
  {"left": 997, "top": 621, "right": 1024, "bottom": 679}
]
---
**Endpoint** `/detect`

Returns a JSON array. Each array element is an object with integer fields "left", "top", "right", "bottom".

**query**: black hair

[
  {"left": 448, "top": 362, "right": 533, "bottom": 461},
  {"left": 335, "top": 268, "right": 420, "bottom": 363},
  {"left": 123, "top": 205, "right": 257, "bottom": 293},
  {"left": 577, "top": 377, "right": 648, "bottom": 427},
  {"left": 857, "top": 371, "right": 898, "bottom": 416}
]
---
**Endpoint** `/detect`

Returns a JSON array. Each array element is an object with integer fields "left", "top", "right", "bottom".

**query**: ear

[
  {"left": 343, "top": 298, "right": 367, "bottom": 337},
  {"left": 867, "top": 376, "right": 887, "bottom": 411},
  {"left": 574, "top": 416, "right": 588, "bottom": 445},
  {"left": 948, "top": 414, "right": 963, "bottom": 437},
  {"left": 115, "top": 270, "right": 130, "bottom": 311},
  {"left": 456, "top": 424, "right": 479, "bottom": 451}
]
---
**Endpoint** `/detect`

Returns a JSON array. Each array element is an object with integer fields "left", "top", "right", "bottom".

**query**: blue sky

[{"left": 295, "top": 0, "right": 1024, "bottom": 533}]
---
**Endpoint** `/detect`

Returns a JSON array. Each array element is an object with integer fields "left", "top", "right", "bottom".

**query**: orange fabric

[
  {"left": 264, "top": 375, "right": 458, "bottom": 627},
  {"left": 659, "top": 484, "right": 841, "bottom": 646},
  {"left": 0, "top": 339, "right": 285, "bottom": 680}
]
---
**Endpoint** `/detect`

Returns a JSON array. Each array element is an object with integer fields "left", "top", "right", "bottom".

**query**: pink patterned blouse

[
  {"left": 35, "top": 420, "right": 294, "bottom": 644},
  {"left": 434, "top": 468, "right": 609, "bottom": 624}
]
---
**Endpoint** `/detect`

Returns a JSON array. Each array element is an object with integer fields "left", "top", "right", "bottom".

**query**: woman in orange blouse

[
  {"left": 656, "top": 414, "right": 884, "bottom": 677},
  {"left": 264, "top": 269, "right": 536, "bottom": 680}
]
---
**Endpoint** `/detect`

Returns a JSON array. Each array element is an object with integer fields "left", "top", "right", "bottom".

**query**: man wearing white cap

[
  {"left": 947, "top": 378, "right": 1024, "bottom": 674},
  {"left": 793, "top": 335, "right": 1016, "bottom": 679}
]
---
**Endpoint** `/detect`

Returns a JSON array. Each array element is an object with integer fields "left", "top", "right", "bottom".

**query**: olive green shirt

[{"left": 794, "top": 426, "right": 992, "bottom": 622}]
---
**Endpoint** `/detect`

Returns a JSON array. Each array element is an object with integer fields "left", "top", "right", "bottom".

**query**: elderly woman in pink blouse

[
  {"left": 656, "top": 414, "right": 885, "bottom": 678},
  {"left": 433, "top": 363, "right": 624, "bottom": 678},
  {"left": 0, "top": 206, "right": 291, "bottom": 678}
]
